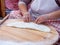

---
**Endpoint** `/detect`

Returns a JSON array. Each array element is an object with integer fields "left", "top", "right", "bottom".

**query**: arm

[
  {"left": 35, "top": 10, "right": 60, "bottom": 24},
  {"left": 35, "top": 0, "right": 60, "bottom": 24},
  {"left": 41, "top": 0, "right": 60, "bottom": 20},
  {"left": 49, "top": 0, "right": 60, "bottom": 19},
  {"left": 46, "top": 10, "right": 60, "bottom": 20},
  {"left": 18, "top": 0, "right": 32, "bottom": 22}
]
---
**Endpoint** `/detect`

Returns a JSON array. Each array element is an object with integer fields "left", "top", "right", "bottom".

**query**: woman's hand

[
  {"left": 35, "top": 10, "right": 60, "bottom": 24},
  {"left": 22, "top": 12, "right": 31, "bottom": 22},
  {"left": 35, "top": 14, "right": 48, "bottom": 24}
]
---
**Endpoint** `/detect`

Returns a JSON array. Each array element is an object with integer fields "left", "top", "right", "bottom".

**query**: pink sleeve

[{"left": 5, "top": 0, "right": 19, "bottom": 10}]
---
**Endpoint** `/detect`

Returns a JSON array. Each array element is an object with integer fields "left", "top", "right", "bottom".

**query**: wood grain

[
  {"left": 0, "top": 0, "right": 6, "bottom": 17},
  {"left": 0, "top": 19, "right": 59, "bottom": 45}
]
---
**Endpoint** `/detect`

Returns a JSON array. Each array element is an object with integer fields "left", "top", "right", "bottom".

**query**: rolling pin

[{"left": 0, "top": 15, "right": 9, "bottom": 25}]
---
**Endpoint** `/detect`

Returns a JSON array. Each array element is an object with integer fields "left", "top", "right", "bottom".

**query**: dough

[{"left": 6, "top": 22, "right": 51, "bottom": 32}]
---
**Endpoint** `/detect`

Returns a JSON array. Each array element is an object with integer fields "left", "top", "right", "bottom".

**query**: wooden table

[
  {"left": 0, "top": 19, "right": 59, "bottom": 45},
  {"left": 0, "top": 0, "right": 6, "bottom": 17}
]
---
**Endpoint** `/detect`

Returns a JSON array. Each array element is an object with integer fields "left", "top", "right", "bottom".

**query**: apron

[{"left": 29, "top": 0, "right": 60, "bottom": 18}]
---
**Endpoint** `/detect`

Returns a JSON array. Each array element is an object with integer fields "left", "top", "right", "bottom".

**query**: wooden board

[
  {"left": 0, "top": 0, "right": 6, "bottom": 17},
  {"left": 0, "top": 19, "right": 59, "bottom": 45}
]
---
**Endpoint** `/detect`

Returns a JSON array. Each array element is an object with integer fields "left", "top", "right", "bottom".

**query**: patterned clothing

[{"left": 5, "top": 0, "right": 19, "bottom": 10}]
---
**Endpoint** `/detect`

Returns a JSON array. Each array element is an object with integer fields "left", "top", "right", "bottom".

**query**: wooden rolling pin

[{"left": 0, "top": 15, "right": 9, "bottom": 25}]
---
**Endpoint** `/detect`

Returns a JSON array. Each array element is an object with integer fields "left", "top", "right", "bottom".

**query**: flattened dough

[{"left": 6, "top": 22, "right": 51, "bottom": 32}]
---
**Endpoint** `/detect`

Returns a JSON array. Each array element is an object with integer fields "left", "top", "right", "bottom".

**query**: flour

[{"left": 6, "top": 22, "right": 51, "bottom": 32}]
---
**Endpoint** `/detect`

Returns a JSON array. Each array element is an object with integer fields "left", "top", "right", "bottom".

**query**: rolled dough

[{"left": 6, "top": 22, "right": 51, "bottom": 32}]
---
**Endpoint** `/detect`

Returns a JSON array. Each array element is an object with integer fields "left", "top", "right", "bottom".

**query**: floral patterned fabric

[{"left": 5, "top": 0, "right": 19, "bottom": 10}]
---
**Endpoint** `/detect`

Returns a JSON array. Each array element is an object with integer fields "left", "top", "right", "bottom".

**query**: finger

[
  {"left": 24, "top": 17, "right": 29, "bottom": 22},
  {"left": 22, "top": 16, "right": 26, "bottom": 22},
  {"left": 24, "top": 18, "right": 27, "bottom": 22},
  {"left": 35, "top": 18, "right": 39, "bottom": 23},
  {"left": 29, "top": 15, "right": 31, "bottom": 22},
  {"left": 26, "top": 17, "right": 29, "bottom": 22},
  {"left": 36, "top": 19, "right": 41, "bottom": 24},
  {"left": 26, "top": 16, "right": 30, "bottom": 22},
  {"left": 28, "top": 16, "right": 31, "bottom": 22},
  {"left": 37, "top": 19, "right": 42, "bottom": 24}
]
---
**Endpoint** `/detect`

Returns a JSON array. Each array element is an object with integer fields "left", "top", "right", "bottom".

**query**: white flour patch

[{"left": 6, "top": 22, "right": 51, "bottom": 32}]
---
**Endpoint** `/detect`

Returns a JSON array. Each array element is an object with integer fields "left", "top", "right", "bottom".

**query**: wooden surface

[
  {"left": 0, "top": 19, "right": 59, "bottom": 45},
  {"left": 0, "top": 0, "right": 6, "bottom": 17}
]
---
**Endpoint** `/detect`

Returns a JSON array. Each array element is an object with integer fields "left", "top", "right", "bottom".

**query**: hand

[
  {"left": 35, "top": 15, "right": 48, "bottom": 24},
  {"left": 22, "top": 12, "right": 31, "bottom": 22}
]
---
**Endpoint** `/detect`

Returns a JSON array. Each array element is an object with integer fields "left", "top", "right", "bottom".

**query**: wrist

[
  {"left": 41, "top": 14, "right": 50, "bottom": 20},
  {"left": 46, "top": 14, "right": 53, "bottom": 20},
  {"left": 22, "top": 12, "right": 30, "bottom": 16}
]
